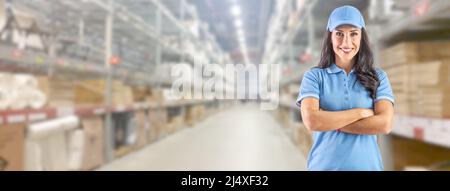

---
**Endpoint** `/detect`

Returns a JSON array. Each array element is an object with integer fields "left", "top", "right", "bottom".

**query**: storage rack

[
  {"left": 373, "top": 0, "right": 450, "bottom": 149},
  {"left": 0, "top": 0, "right": 236, "bottom": 165}
]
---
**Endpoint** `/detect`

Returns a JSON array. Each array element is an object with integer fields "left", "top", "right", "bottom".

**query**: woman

[{"left": 296, "top": 5, "right": 394, "bottom": 171}]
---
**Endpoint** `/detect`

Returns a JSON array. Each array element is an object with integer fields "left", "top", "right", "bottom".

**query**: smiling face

[{"left": 331, "top": 25, "right": 362, "bottom": 64}]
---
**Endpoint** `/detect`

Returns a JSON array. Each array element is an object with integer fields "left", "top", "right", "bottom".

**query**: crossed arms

[{"left": 300, "top": 98, "right": 394, "bottom": 135}]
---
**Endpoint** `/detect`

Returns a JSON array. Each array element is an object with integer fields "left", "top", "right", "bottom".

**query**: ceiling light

[
  {"left": 231, "top": 5, "right": 241, "bottom": 17},
  {"left": 234, "top": 19, "right": 243, "bottom": 28}
]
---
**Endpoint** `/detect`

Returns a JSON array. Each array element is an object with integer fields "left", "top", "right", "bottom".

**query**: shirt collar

[{"left": 326, "top": 63, "right": 354, "bottom": 74}]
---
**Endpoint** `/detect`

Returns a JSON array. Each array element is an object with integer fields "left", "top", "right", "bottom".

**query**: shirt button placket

[{"left": 344, "top": 76, "right": 349, "bottom": 106}]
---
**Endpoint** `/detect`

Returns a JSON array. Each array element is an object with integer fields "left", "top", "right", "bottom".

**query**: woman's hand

[{"left": 339, "top": 100, "right": 394, "bottom": 135}]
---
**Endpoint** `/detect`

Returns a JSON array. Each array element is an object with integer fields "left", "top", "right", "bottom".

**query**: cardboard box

[
  {"left": 410, "top": 87, "right": 450, "bottom": 117},
  {"left": 81, "top": 117, "right": 104, "bottom": 170},
  {"left": 0, "top": 124, "right": 25, "bottom": 171},
  {"left": 74, "top": 80, "right": 104, "bottom": 106},
  {"left": 384, "top": 59, "right": 450, "bottom": 116},
  {"left": 384, "top": 64, "right": 418, "bottom": 94},
  {"left": 167, "top": 116, "right": 184, "bottom": 134},
  {"left": 148, "top": 109, "right": 167, "bottom": 142},
  {"left": 37, "top": 76, "right": 75, "bottom": 107},
  {"left": 75, "top": 80, "right": 133, "bottom": 106},
  {"left": 185, "top": 105, "right": 206, "bottom": 126},
  {"left": 135, "top": 111, "right": 148, "bottom": 148},
  {"left": 380, "top": 41, "right": 450, "bottom": 68},
  {"left": 380, "top": 42, "right": 418, "bottom": 68},
  {"left": 185, "top": 106, "right": 198, "bottom": 126},
  {"left": 174, "top": 116, "right": 184, "bottom": 130},
  {"left": 131, "top": 86, "right": 150, "bottom": 102},
  {"left": 418, "top": 41, "right": 450, "bottom": 60},
  {"left": 411, "top": 60, "right": 450, "bottom": 86},
  {"left": 393, "top": 91, "right": 412, "bottom": 115}
]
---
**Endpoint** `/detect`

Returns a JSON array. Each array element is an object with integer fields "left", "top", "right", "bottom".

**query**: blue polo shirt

[{"left": 296, "top": 63, "right": 394, "bottom": 171}]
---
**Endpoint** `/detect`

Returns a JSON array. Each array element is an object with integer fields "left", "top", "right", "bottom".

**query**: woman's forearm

[
  {"left": 302, "top": 108, "right": 371, "bottom": 132},
  {"left": 340, "top": 100, "right": 394, "bottom": 135},
  {"left": 340, "top": 114, "right": 392, "bottom": 135}
]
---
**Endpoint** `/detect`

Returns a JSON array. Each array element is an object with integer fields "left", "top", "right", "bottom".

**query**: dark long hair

[{"left": 317, "top": 28, "right": 379, "bottom": 99}]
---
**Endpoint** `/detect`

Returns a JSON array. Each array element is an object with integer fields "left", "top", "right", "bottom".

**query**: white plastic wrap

[
  {"left": 9, "top": 87, "right": 29, "bottom": 110},
  {"left": 27, "top": 115, "right": 79, "bottom": 140},
  {"left": 14, "top": 74, "right": 38, "bottom": 88},
  {"left": 25, "top": 116, "right": 81, "bottom": 171},
  {"left": 66, "top": 129, "right": 85, "bottom": 171},
  {"left": 29, "top": 90, "right": 47, "bottom": 109},
  {"left": 0, "top": 73, "right": 47, "bottom": 110}
]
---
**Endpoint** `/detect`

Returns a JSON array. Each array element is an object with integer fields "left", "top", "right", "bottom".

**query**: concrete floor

[{"left": 99, "top": 104, "right": 307, "bottom": 171}]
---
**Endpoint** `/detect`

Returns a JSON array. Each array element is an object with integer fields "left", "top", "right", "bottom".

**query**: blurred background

[{"left": 0, "top": 0, "right": 450, "bottom": 171}]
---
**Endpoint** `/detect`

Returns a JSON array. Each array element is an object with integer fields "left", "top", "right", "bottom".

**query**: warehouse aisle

[{"left": 99, "top": 104, "right": 307, "bottom": 171}]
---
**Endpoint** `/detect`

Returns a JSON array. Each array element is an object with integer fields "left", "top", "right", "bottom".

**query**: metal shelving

[
  {"left": 377, "top": 0, "right": 450, "bottom": 44},
  {"left": 4, "top": 0, "right": 232, "bottom": 81},
  {"left": 0, "top": 99, "right": 215, "bottom": 126},
  {"left": 393, "top": 115, "right": 450, "bottom": 148},
  {"left": 371, "top": 0, "right": 450, "bottom": 148},
  {"left": 0, "top": 0, "right": 235, "bottom": 164}
]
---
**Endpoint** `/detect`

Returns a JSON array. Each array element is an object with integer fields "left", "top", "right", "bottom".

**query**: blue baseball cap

[{"left": 327, "top": 5, "right": 365, "bottom": 32}]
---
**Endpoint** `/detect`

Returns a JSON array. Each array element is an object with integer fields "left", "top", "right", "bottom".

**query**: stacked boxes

[
  {"left": 166, "top": 107, "right": 185, "bottom": 134},
  {"left": 0, "top": 124, "right": 25, "bottom": 171},
  {"left": 74, "top": 80, "right": 104, "bottom": 106},
  {"left": 185, "top": 105, "right": 206, "bottom": 126},
  {"left": 146, "top": 88, "right": 164, "bottom": 103},
  {"left": 134, "top": 111, "right": 148, "bottom": 148},
  {"left": 380, "top": 41, "right": 450, "bottom": 68},
  {"left": 409, "top": 60, "right": 450, "bottom": 117},
  {"left": 381, "top": 41, "right": 450, "bottom": 117},
  {"left": 74, "top": 80, "right": 133, "bottom": 106},
  {"left": 110, "top": 81, "right": 133, "bottom": 106},
  {"left": 80, "top": 117, "right": 104, "bottom": 170},
  {"left": 37, "top": 76, "right": 75, "bottom": 107},
  {"left": 148, "top": 109, "right": 168, "bottom": 142},
  {"left": 131, "top": 86, "right": 151, "bottom": 102}
]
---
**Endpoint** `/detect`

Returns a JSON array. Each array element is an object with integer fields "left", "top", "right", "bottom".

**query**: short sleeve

[
  {"left": 296, "top": 69, "right": 320, "bottom": 107},
  {"left": 375, "top": 69, "right": 395, "bottom": 104}
]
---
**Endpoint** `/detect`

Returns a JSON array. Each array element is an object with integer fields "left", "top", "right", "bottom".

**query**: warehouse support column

[
  {"left": 306, "top": 4, "right": 315, "bottom": 60},
  {"left": 180, "top": 0, "right": 186, "bottom": 63},
  {"left": 47, "top": 41, "right": 56, "bottom": 77},
  {"left": 78, "top": 19, "right": 85, "bottom": 44},
  {"left": 104, "top": 0, "right": 115, "bottom": 162},
  {"left": 154, "top": 7, "right": 162, "bottom": 88}
]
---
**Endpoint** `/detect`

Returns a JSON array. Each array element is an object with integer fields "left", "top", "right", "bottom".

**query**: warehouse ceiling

[
  {"left": 189, "top": 0, "right": 370, "bottom": 64},
  {"left": 9, "top": 0, "right": 370, "bottom": 67}
]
